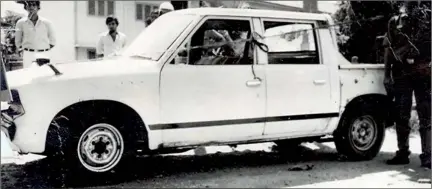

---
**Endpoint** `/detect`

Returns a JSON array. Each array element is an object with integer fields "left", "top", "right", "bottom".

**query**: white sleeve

[
  {"left": 46, "top": 20, "right": 56, "bottom": 46},
  {"left": 14, "top": 20, "right": 24, "bottom": 48}
]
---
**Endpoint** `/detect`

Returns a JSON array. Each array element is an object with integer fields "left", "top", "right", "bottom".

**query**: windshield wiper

[{"left": 130, "top": 54, "right": 153, "bottom": 60}]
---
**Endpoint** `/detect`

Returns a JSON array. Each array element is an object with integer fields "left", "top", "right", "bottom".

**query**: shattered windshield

[{"left": 122, "top": 13, "right": 197, "bottom": 61}]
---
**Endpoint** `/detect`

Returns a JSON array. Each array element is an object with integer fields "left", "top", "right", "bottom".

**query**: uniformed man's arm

[
  {"left": 383, "top": 17, "right": 397, "bottom": 88},
  {"left": 14, "top": 20, "right": 23, "bottom": 49},
  {"left": 384, "top": 17, "right": 397, "bottom": 79},
  {"left": 383, "top": 34, "right": 393, "bottom": 78},
  {"left": 96, "top": 34, "right": 104, "bottom": 58},
  {"left": 46, "top": 20, "right": 56, "bottom": 48},
  {"left": 384, "top": 46, "right": 392, "bottom": 78}
]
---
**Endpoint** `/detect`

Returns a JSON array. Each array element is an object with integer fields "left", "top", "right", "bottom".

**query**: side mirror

[{"left": 36, "top": 58, "right": 50, "bottom": 66}]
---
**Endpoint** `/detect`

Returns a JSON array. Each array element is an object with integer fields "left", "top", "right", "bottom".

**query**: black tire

[
  {"left": 334, "top": 103, "right": 386, "bottom": 161},
  {"left": 45, "top": 108, "right": 140, "bottom": 187}
]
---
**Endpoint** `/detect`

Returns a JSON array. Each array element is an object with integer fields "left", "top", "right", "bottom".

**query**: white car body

[{"left": 2, "top": 8, "right": 390, "bottom": 157}]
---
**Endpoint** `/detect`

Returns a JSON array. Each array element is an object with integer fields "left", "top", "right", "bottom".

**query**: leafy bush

[
  {"left": 333, "top": 1, "right": 431, "bottom": 63},
  {"left": 1, "top": 11, "right": 23, "bottom": 57}
]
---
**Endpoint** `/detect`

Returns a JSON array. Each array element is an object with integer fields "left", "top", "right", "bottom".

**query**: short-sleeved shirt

[
  {"left": 15, "top": 16, "right": 56, "bottom": 50},
  {"left": 96, "top": 31, "right": 127, "bottom": 57}
]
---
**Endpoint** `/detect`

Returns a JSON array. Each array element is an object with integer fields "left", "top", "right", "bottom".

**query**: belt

[{"left": 23, "top": 48, "right": 50, "bottom": 52}]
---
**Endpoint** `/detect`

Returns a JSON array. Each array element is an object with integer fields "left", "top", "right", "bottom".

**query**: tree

[
  {"left": 333, "top": 1, "right": 403, "bottom": 63},
  {"left": 333, "top": 1, "right": 432, "bottom": 63},
  {"left": 1, "top": 10, "right": 23, "bottom": 71}
]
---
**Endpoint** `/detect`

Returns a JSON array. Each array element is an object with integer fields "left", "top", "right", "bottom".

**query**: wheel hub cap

[
  {"left": 350, "top": 116, "right": 377, "bottom": 151},
  {"left": 77, "top": 123, "right": 124, "bottom": 173},
  {"left": 91, "top": 136, "right": 112, "bottom": 161}
]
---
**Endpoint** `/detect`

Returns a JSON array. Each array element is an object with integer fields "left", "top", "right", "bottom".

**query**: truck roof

[{"left": 174, "top": 8, "right": 330, "bottom": 21}]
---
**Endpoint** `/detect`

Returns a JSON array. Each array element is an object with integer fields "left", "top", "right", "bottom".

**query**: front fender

[{"left": 10, "top": 73, "right": 161, "bottom": 153}]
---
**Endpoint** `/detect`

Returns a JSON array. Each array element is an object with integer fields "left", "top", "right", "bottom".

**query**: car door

[
  {"left": 258, "top": 18, "right": 339, "bottom": 137},
  {"left": 157, "top": 16, "right": 266, "bottom": 146}
]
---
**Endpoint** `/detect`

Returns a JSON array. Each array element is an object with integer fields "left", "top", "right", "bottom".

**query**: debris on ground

[{"left": 287, "top": 164, "right": 314, "bottom": 171}]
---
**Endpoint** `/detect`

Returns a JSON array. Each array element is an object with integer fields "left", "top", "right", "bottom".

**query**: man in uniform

[
  {"left": 15, "top": 0, "right": 56, "bottom": 68},
  {"left": 158, "top": 2, "right": 175, "bottom": 15},
  {"left": 145, "top": 2, "right": 174, "bottom": 26},
  {"left": 384, "top": 2, "right": 431, "bottom": 168}
]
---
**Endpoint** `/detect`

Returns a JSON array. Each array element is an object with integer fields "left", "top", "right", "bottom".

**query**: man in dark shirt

[{"left": 384, "top": 2, "right": 431, "bottom": 169}]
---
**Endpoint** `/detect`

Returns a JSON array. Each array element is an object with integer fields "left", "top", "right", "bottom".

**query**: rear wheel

[{"left": 334, "top": 103, "right": 385, "bottom": 160}]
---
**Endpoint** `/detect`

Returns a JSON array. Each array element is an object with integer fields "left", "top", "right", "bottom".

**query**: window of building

[
  {"left": 107, "top": 1, "right": 115, "bottom": 15},
  {"left": 263, "top": 21, "right": 319, "bottom": 64},
  {"left": 88, "top": 0, "right": 115, "bottom": 16},
  {"left": 172, "top": 19, "right": 253, "bottom": 66},
  {"left": 88, "top": 0, "right": 95, "bottom": 15},
  {"left": 136, "top": 3, "right": 158, "bottom": 21}
]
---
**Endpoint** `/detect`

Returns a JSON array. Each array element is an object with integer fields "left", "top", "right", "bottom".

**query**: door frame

[
  {"left": 255, "top": 17, "right": 340, "bottom": 136},
  {"left": 157, "top": 15, "right": 269, "bottom": 146}
]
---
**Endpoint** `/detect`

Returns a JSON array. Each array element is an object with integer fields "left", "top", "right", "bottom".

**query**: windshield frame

[{"left": 122, "top": 13, "right": 198, "bottom": 61}]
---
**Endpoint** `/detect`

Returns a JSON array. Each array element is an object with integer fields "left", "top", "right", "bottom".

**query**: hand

[
  {"left": 49, "top": 44, "right": 54, "bottom": 49},
  {"left": 209, "top": 30, "right": 225, "bottom": 41},
  {"left": 218, "top": 30, "right": 230, "bottom": 37},
  {"left": 406, "top": 58, "right": 414, "bottom": 64}
]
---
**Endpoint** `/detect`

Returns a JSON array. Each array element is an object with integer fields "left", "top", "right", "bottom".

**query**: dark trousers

[{"left": 394, "top": 73, "right": 431, "bottom": 162}]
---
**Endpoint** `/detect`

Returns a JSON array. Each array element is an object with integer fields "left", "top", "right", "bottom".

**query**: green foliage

[
  {"left": 333, "top": 1, "right": 431, "bottom": 63},
  {"left": 1, "top": 11, "right": 23, "bottom": 58}
]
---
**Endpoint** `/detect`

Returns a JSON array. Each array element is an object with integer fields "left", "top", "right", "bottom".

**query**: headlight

[{"left": 1, "top": 89, "right": 25, "bottom": 119}]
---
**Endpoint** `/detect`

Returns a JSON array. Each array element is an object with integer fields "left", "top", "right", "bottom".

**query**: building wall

[
  {"left": 35, "top": 1, "right": 160, "bottom": 62},
  {"left": 38, "top": 1, "right": 76, "bottom": 63},
  {"left": 75, "top": 1, "right": 158, "bottom": 48}
]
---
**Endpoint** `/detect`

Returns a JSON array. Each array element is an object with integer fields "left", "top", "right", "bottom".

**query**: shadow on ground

[{"left": 1, "top": 141, "right": 430, "bottom": 188}]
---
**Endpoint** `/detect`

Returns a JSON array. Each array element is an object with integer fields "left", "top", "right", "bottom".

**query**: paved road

[{"left": 1, "top": 129, "right": 431, "bottom": 188}]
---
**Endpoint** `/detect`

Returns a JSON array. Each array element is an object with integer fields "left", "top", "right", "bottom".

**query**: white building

[
  {"left": 34, "top": 1, "right": 160, "bottom": 63},
  {"left": 2, "top": 0, "right": 328, "bottom": 63}
]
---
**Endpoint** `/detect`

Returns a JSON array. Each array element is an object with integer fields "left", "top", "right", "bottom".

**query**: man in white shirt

[
  {"left": 96, "top": 16, "right": 127, "bottom": 59},
  {"left": 15, "top": 0, "right": 56, "bottom": 68}
]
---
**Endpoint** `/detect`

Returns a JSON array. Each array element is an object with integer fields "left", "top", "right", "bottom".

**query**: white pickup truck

[{"left": 1, "top": 8, "right": 393, "bottom": 175}]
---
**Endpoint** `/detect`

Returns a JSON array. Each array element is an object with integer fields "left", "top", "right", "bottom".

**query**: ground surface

[{"left": 1, "top": 129, "right": 431, "bottom": 188}]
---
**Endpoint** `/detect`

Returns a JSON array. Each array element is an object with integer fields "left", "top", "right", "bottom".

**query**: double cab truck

[{"left": 1, "top": 8, "right": 393, "bottom": 175}]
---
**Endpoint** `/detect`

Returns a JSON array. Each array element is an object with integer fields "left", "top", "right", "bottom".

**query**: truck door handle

[
  {"left": 313, "top": 80, "right": 326, "bottom": 85},
  {"left": 246, "top": 79, "right": 262, "bottom": 87}
]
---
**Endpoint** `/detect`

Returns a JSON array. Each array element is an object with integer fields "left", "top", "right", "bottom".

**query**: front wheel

[
  {"left": 46, "top": 111, "right": 140, "bottom": 187},
  {"left": 334, "top": 103, "right": 386, "bottom": 161},
  {"left": 77, "top": 123, "right": 125, "bottom": 173}
]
